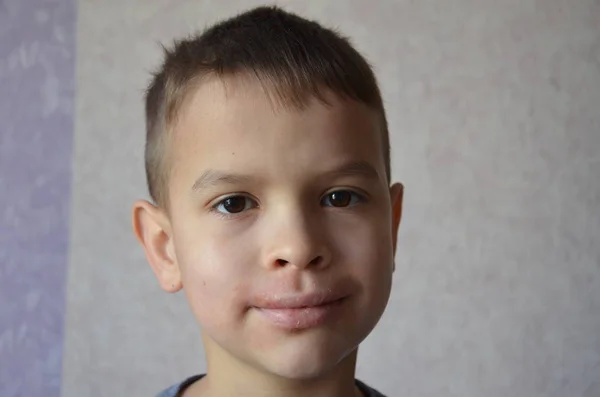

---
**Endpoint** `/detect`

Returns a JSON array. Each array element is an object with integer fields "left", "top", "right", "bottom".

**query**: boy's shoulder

[
  {"left": 156, "top": 374, "right": 203, "bottom": 397},
  {"left": 355, "top": 378, "right": 388, "bottom": 397},
  {"left": 155, "top": 375, "right": 387, "bottom": 397}
]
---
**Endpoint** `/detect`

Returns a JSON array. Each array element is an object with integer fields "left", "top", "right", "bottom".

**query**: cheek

[
  {"left": 337, "top": 215, "right": 394, "bottom": 283},
  {"left": 176, "top": 227, "right": 258, "bottom": 325}
]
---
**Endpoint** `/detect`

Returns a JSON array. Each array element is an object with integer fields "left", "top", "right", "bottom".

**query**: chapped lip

[
  {"left": 252, "top": 290, "right": 350, "bottom": 330},
  {"left": 252, "top": 289, "right": 349, "bottom": 310}
]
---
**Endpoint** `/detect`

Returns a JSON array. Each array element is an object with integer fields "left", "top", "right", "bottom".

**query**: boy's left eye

[{"left": 321, "top": 190, "right": 364, "bottom": 208}]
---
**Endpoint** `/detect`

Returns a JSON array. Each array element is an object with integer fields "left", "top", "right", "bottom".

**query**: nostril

[
  {"left": 274, "top": 256, "right": 323, "bottom": 268},
  {"left": 276, "top": 259, "right": 289, "bottom": 267},
  {"left": 309, "top": 256, "right": 323, "bottom": 266}
]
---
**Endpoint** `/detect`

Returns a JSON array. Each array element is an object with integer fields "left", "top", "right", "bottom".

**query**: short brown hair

[{"left": 144, "top": 6, "right": 390, "bottom": 209}]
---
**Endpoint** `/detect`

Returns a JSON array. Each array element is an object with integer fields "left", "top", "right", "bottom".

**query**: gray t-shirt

[{"left": 156, "top": 375, "right": 386, "bottom": 397}]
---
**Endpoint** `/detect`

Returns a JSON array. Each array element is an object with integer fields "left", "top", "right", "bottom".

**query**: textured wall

[
  {"left": 0, "top": 1, "right": 76, "bottom": 397},
  {"left": 1, "top": 1, "right": 599, "bottom": 396}
]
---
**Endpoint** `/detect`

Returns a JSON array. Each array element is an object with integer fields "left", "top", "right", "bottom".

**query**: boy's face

[{"left": 135, "top": 76, "right": 403, "bottom": 380}]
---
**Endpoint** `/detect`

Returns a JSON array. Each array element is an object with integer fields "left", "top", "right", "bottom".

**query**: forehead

[{"left": 169, "top": 76, "right": 385, "bottom": 189}]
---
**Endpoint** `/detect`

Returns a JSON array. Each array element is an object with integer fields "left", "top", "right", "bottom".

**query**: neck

[{"left": 185, "top": 336, "right": 363, "bottom": 397}]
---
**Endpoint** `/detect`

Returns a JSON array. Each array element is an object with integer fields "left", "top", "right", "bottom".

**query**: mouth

[{"left": 252, "top": 293, "right": 348, "bottom": 330}]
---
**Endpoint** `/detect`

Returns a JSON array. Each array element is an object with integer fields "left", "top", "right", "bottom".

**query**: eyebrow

[
  {"left": 190, "top": 160, "right": 381, "bottom": 193},
  {"left": 191, "top": 170, "right": 256, "bottom": 192},
  {"left": 321, "top": 160, "right": 381, "bottom": 183}
]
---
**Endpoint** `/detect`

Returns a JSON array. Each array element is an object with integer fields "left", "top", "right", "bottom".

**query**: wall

[
  {"left": 1, "top": 1, "right": 76, "bottom": 396},
  {"left": 1, "top": 1, "right": 599, "bottom": 396}
]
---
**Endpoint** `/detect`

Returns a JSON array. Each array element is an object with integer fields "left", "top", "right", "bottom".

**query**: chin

[{"left": 254, "top": 332, "right": 359, "bottom": 380}]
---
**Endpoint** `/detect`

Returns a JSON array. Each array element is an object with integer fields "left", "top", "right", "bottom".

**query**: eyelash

[
  {"left": 209, "top": 189, "right": 367, "bottom": 218},
  {"left": 209, "top": 194, "right": 259, "bottom": 219}
]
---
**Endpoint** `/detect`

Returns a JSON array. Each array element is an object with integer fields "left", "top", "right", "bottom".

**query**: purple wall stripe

[{"left": 0, "top": 1, "right": 76, "bottom": 396}]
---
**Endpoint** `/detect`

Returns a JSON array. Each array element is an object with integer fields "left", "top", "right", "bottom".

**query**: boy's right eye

[{"left": 213, "top": 195, "right": 257, "bottom": 215}]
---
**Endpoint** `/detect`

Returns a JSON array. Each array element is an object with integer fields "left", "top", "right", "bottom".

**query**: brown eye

[
  {"left": 214, "top": 196, "right": 255, "bottom": 214},
  {"left": 322, "top": 190, "right": 363, "bottom": 208}
]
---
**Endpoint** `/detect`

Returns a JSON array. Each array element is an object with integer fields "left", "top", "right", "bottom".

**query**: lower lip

[{"left": 256, "top": 299, "right": 345, "bottom": 330}]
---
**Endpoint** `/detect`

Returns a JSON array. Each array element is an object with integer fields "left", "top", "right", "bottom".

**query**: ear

[
  {"left": 389, "top": 183, "right": 404, "bottom": 270},
  {"left": 132, "top": 200, "right": 182, "bottom": 293}
]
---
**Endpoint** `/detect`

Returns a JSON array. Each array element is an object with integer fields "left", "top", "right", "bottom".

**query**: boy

[{"left": 132, "top": 6, "right": 403, "bottom": 397}]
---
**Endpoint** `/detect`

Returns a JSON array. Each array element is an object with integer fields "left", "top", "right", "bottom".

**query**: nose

[{"left": 261, "top": 208, "right": 331, "bottom": 271}]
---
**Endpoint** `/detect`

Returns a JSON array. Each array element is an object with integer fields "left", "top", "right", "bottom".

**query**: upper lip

[{"left": 253, "top": 290, "right": 347, "bottom": 310}]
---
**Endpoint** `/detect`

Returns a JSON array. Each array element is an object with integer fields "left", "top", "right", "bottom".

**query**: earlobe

[{"left": 132, "top": 200, "right": 182, "bottom": 293}]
